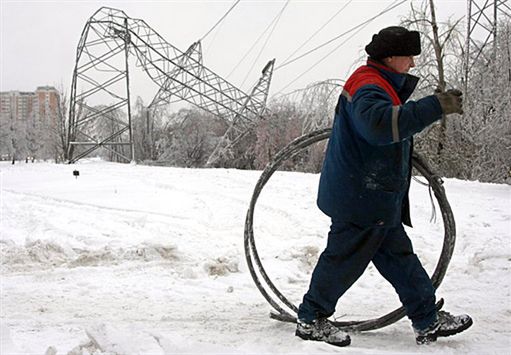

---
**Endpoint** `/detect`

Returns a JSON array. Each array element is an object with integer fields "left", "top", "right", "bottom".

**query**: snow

[{"left": 1, "top": 160, "right": 510, "bottom": 354}]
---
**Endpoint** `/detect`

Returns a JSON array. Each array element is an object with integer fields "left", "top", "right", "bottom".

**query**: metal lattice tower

[
  {"left": 464, "top": 0, "right": 510, "bottom": 86},
  {"left": 68, "top": 7, "right": 274, "bottom": 163},
  {"left": 206, "top": 59, "right": 274, "bottom": 166},
  {"left": 67, "top": 13, "right": 135, "bottom": 163}
]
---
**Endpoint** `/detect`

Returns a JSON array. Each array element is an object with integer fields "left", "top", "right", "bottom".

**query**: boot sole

[{"left": 295, "top": 330, "right": 351, "bottom": 347}]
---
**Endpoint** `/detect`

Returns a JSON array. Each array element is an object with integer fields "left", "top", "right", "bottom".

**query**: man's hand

[{"left": 435, "top": 89, "right": 463, "bottom": 115}]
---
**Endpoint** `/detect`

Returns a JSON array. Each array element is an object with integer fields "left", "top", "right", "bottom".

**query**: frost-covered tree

[
  {"left": 53, "top": 90, "right": 71, "bottom": 162},
  {"left": 462, "top": 21, "right": 511, "bottom": 183},
  {"left": 0, "top": 113, "right": 13, "bottom": 160},
  {"left": 156, "top": 107, "right": 227, "bottom": 168},
  {"left": 253, "top": 101, "right": 302, "bottom": 170},
  {"left": 132, "top": 97, "right": 165, "bottom": 162},
  {"left": 252, "top": 82, "right": 338, "bottom": 173},
  {"left": 400, "top": 2, "right": 510, "bottom": 183},
  {"left": 11, "top": 119, "right": 28, "bottom": 162},
  {"left": 90, "top": 105, "right": 128, "bottom": 162},
  {"left": 25, "top": 117, "right": 41, "bottom": 160}
]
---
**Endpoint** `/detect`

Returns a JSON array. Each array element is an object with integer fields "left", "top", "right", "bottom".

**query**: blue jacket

[{"left": 317, "top": 59, "right": 443, "bottom": 227}]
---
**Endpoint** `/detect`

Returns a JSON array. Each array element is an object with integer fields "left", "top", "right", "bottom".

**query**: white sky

[{"left": 0, "top": 0, "right": 467, "bottom": 106}]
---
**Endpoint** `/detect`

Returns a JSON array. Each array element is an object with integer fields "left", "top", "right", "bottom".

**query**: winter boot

[
  {"left": 295, "top": 318, "right": 351, "bottom": 347},
  {"left": 414, "top": 310, "right": 473, "bottom": 345}
]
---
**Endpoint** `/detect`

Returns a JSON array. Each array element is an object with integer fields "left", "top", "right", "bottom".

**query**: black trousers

[{"left": 297, "top": 221, "right": 437, "bottom": 330}]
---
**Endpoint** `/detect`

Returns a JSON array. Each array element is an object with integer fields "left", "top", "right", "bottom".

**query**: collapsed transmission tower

[{"left": 67, "top": 7, "right": 274, "bottom": 164}]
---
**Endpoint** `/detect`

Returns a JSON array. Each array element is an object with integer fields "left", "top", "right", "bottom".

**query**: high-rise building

[
  {"left": 35, "top": 86, "right": 60, "bottom": 123},
  {"left": 0, "top": 86, "right": 60, "bottom": 123}
]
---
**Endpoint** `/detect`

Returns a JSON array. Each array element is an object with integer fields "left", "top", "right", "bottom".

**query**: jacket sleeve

[{"left": 350, "top": 84, "right": 443, "bottom": 145}]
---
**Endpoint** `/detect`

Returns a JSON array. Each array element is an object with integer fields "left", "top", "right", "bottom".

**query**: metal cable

[
  {"left": 274, "top": 20, "right": 370, "bottom": 95},
  {"left": 244, "top": 128, "right": 456, "bottom": 331},
  {"left": 281, "top": 0, "right": 354, "bottom": 65},
  {"left": 274, "top": 0, "right": 407, "bottom": 71},
  {"left": 274, "top": 0, "right": 408, "bottom": 95},
  {"left": 200, "top": 0, "right": 241, "bottom": 41},
  {"left": 227, "top": 1, "right": 289, "bottom": 80},
  {"left": 239, "top": 0, "right": 290, "bottom": 87}
]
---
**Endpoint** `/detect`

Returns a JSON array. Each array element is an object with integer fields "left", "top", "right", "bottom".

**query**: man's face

[{"left": 384, "top": 55, "right": 416, "bottom": 73}]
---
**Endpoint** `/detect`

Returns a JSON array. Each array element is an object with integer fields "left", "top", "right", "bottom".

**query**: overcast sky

[{"left": 1, "top": 0, "right": 466, "bottom": 105}]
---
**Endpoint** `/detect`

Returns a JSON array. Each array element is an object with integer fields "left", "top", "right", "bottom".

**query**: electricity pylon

[
  {"left": 464, "top": 0, "right": 510, "bottom": 86},
  {"left": 68, "top": 7, "right": 274, "bottom": 164}
]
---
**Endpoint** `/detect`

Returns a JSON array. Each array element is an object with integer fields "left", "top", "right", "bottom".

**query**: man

[{"left": 295, "top": 26, "right": 472, "bottom": 347}]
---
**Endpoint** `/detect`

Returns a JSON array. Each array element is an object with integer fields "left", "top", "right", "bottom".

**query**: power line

[
  {"left": 227, "top": 0, "right": 289, "bottom": 80},
  {"left": 200, "top": 0, "right": 241, "bottom": 42},
  {"left": 204, "top": 17, "right": 227, "bottom": 57},
  {"left": 240, "top": 0, "right": 290, "bottom": 88},
  {"left": 274, "top": 78, "right": 345, "bottom": 99},
  {"left": 274, "top": 0, "right": 408, "bottom": 94},
  {"left": 275, "top": 0, "right": 407, "bottom": 71},
  {"left": 276, "top": 24, "right": 367, "bottom": 94},
  {"left": 281, "top": 0, "right": 354, "bottom": 65}
]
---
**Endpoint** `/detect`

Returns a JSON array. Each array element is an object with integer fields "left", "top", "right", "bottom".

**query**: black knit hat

[{"left": 365, "top": 26, "right": 421, "bottom": 59}]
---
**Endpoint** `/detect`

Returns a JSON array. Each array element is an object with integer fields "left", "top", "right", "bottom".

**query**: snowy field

[{"left": 1, "top": 159, "right": 510, "bottom": 354}]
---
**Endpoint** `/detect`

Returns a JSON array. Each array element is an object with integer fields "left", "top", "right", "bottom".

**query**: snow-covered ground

[{"left": 1, "top": 159, "right": 510, "bottom": 354}]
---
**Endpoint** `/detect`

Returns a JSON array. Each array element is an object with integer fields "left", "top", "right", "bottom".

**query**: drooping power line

[
  {"left": 200, "top": 0, "right": 241, "bottom": 42},
  {"left": 275, "top": 0, "right": 408, "bottom": 72},
  {"left": 275, "top": 0, "right": 408, "bottom": 94},
  {"left": 281, "top": 0, "right": 354, "bottom": 65},
  {"left": 240, "top": 0, "right": 290, "bottom": 88},
  {"left": 227, "top": 0, "right": 290, "bottom": 80}
]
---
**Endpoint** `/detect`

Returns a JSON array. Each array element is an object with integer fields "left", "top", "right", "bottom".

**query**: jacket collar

[{"left": 366, "top": 58, "right": 419, "bottom": 102}]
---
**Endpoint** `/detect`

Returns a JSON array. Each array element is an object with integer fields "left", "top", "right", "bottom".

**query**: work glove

[{"left": 435, "top": 89, "right": 463, "bottom": 115}]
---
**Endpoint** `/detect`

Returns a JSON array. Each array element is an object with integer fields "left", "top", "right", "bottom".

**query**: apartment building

[{"left": 0, "top": 86, "right": 60, "bottom": 123}]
